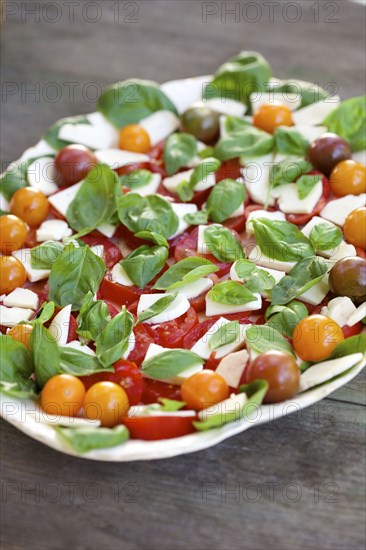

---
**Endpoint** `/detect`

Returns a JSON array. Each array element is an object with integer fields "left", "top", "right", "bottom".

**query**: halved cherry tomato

[
  {"left": 154, "top": 306, "right": 199, "bottom": 348},
  {"left": 124, "top": 415, "right": 196, "bottom": 440},
  {"left": 80, "top": 235, "right": 122, "bottom": 269},
  {"left": 286, "top": 173, "right": 330, "bottom": 225},
  {"left": 141, "top": 379, "right": 182, "bottom": 404},
  {"left": 127, "top": 323, "right": 159, "bottom": 366}
]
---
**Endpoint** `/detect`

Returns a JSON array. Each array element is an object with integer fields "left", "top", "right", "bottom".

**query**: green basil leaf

[
  {"left": 269, "top": 158, "right": 312, "bottom": 189},
  {"left": 158, "top": 398, "right": 186, "bottom": 412},
  {"left": 270, "top": 256, "right": 329, "bottom": 306},
  {"left": 208, "top": 280, "right": 257, "bottom": 306},
  {"left": 214, "top": 125, "right": 274, "bottom": 161},
  {"left": 198, "top": 146, "right": 215, "bottom": 159},
  {"left": 246, "top": 325, "right": 295, "bottom": 356},
  {"left": 268, "top": 78, "right": 329, "bottom": 108},
  {"left": 323, "top": 96, "right": 366, "bottom": 152},
  {"left": 204, "top": 224, "right": 244, "bottom": 262},
  {"left": 136, "top": 293, "right": 177, "bottom": 324},
  {"left": 30, "top": 323, "right": 60, "bottom": 388},
  {"left": 274, "top": 126, "right": 309, "bottom": 157},
  {"left": 183, "top": 209, "right": 209, "bottom": 226},
  {"left": 31, "top": 301, "right": 55, "bottom": 325},
  {"left": 175, "top": 180, "right": 192, "bottom": 202},
  {"left": 329, "top": 334, "right": 366, "bottom": 359},
  {"left": 164, "top": 133, "right": 198, "bottom": 176},
  {"left": 297, "top": 175, "right": 322, "bottom": 199},
  {"left": 234, "top": 259, "right": 276, "bottom": 293},
  {"left": 309, "top": 223, "right": 343, "bottom": 251},
  {"left": 121, "top": 244, "right": 168, "bottom": 288},
  {"left": 207, "top": 179, "right": 246, "bottom": 222},
  {"left": 252, "top": 218, "right": 314, "bottom": 262},
  {"left": 209, "top": 321, "right": 240, "bottom": 350},
  {"left": 0, "top": 335, "right": 36, "bottom": 397},
  {"left": 48, "top": 243, "right": 106, "bottom": 311},
  {"left": 97, "top": 79, "right": 177, "bottom": 128},
  {"left": 141, "top": 349, "right": 202, "bottom": 380},
  {"left": 265, "top": 301, "right": 309, "bottom": 338},
  {"left": 120, "top": 169, "right": 154, "bottom": 190},
  {"left": 177, "top": 158, "right": 222, "bottom": 202},
  {"left": 95, "top": 307, "right": 134, "bottom": 368},
  {"left": 56, "top": 425, "right": 129, "bottom": 453},
  {"left": 44, "top": 115, "right": 90, "bottom": 150},
  {"left": 0, "top": 160, "right": 29, "bottom": 201},
  {"left": 59, "top": 347, "right": 113, "bottom": 376},
  {"left": 134, "top": 230, "right": 169, "bottom": 248},
  {"left": 224, "top": 115, "right": 251, "bottom": 134},
  {"left": 153, "top": 257, "right": 218, "bottom": 291},
  {"left": 30, "top": 240, "right": 65, "bottom": 269},
  {"left": 76, "top": 291, "right": 111, "bottom": 341}
]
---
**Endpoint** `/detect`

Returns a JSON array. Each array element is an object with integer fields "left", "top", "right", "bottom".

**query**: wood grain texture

[{"left": 1, "top": 1, "right": 365, "bottom": 549}]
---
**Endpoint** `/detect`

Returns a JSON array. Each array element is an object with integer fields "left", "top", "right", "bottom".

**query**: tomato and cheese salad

[{"left": 1, "top": 51, "right": 365, "bottom": 454}]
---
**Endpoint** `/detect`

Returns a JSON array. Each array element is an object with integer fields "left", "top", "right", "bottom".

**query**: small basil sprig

[
  {"left": 120, "top": 169, "right": 154, "bottom": 190},
  {"left": 214, "top": 125, "right": 274, "bottom": 161},
  {"left": 252, "top": 218, "right": 314, "bottom": 262},
  {"left": 203, "top": 224, "right": 244, "bottom": 262},
  {"left": 95, "top": 307, "right": 134, "bottom": 368},
  {"left": 141, "top": 349, "right": 202, "bottom": 381},
  {"left": 297, "top": 174, "right": 322, "bottom": 199},
  {"left": 265, "top": 301, "right": 309, "bottom": 338},
  {"left": 176, "top": 158, "right": 221, "bottom": 202},
  {"left": 136, "top": 293, "right": 177, "bottom": 324},
  {"left": 56, "top": 425, "right": 129, "bottom": 454},
  {"left": 120, "top": 245, "right": 168, "bottom": 288},
  {"left": 269, "top": 158, "right": 312, "bottom": 195},
  {"left": 59, "top": 347, "right": 114, "bottom": 376},
  {"left": 153, "top": 257, "right": 218, "bottom": 291},
  {"left": 30, "top": 323, "right": 60, "bottom": 388},
  {"left": 273, "top": 127, "right": 309, "bottom": 158},
  {"left": 0, "top": 158, "right": 37, "bottom": 201},
  {"left": 223, "top": 115, "right": 250, "bottom": 134},
  {"left": 164, "top": 133, "right": 198, "bottom": 176},
  {"left": 183, "top": 209, "right": 209, "bottom": 226},
  {"left": 30, "top": 241, "right": 65, "bottom": 270},
  {"left": 76, "top": 291, "right": 111, "bottom": 341},
  {"left": 0, "top": 335, "right": 36, "bottom": 398},
  {"left": 323, "top": 96, "right": 366, "bottom": 152},
  {"left": 209, "top": 321, "right": 240, "bottom": 350},
  {"left": 329, "top": 334, "right": 366, "bottom": 359},
  {"left": 206, "top": 179, "right": 246, "bottom": 222},
  {"left": 208, "top": 281, "right": 257, "bottom": 306},
  {"left": 309, "top": 223, "right": 343, "bottom": 251},
  {"left": 31, "top": 301, "right": 55, "bottom": 325},
  {"left": 134, "top": 231, "right": 169, "bottom": 248},
  {"left": 246, "top": 325, "right": 295, "bottom": 356},
  {"left": 234, "top": 259, "right": 276, "bottom": 293}
]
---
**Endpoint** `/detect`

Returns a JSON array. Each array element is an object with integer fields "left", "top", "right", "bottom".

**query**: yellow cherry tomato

[
  {"left": 293, "top": 314, "right": 344, "bottom": 362},
  {"left": 118, "top": 124, "right": 151, "bottom": 153},
  {"left": 10, "top": 187, "right": 49, "bottom": 227},
  {"left": 0, "top": 214, "right": 28, "bottom": 254},
  {"left": 181, "top": 370, "right": 230, "bottom": 411},
  {"left": 253, "top": 101, "right": 293, "bottom": 134},
  {"left": 84, "top": 381, "right": 129, "bottom": 427},
  {"left": 0, "top": 255, "right": 27, "bottom": 294},
  {"left": 329, "top": 160, "right": 366, "bottom": 197},
  {"left": 41, "top": 374, "right": 86, "bottom": 417},
  {"left": 344, "top": 207, "right": 366, "bottom": 249},
  {"left": 7, "top": 323, "right": 33, "bottom": 349}
]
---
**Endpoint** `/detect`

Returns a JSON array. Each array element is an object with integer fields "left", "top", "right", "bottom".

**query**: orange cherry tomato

[
  {"left": 10, "top": 187, "right": 49, "bottom": 227},
  {"left": 181, "top": 369, "right": 230, "bottom": 411},
  {"left": 253, "top": 101, "right": 293, "bottom": 134},
  {"left": 118, "top": 124, "right": 151, "bottom": 153},
  {"left": 329, "top": 160, "right": 366, "bottom": 197},
  {"left": 293, "top": 314, "right": 344, "bottom": 362},
  {"left": 344, "top": 207, "right": 366, "bottom": 249},
  {"left": 84, "top": 381, "right": 130, "bottom": 427},
  {"left": 0, "top": 255, "right": 27, "bottom": 294},
  {"left": 41, "top": 374, "right": 86, "bottom": 417},
  {"left": 7, "top": 323, "right": 33, "bottom": 349},
  {"left": 0, "top": 215, "right": 28, "bottom": 254}
]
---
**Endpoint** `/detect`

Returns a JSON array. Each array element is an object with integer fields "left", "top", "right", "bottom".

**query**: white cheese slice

[
  {"left": 124, "top": 330, "right": 136, "bottom": 359},
  {"left": 139, "top": 110, "right": 180, "bottom": 146},
  {"left": 58, "top": 123, "right": 113, "bottom": 151},
  {"left": 321, "top": 297, "right": 357, "bottom": 327},
  {"left": 124, "top": 172, "right": 161, "bottom": 196},
  {"left": 162, "top": 169, "right": 194, "bottom": 193},
  {"left": 90, "top": 245, "right": 104, "bottom": 259},
  {"left": 191, "top": 317, "right": 249, "bottom": 359},
  {"left": 0, "top": 305, "right": 34, "bottom": 327},
  {"left": 248, "top": 245, "right": 296, "bottom": 272},
  {"left": 137, "top": 292, "right": 190, "bottom": 324},
  {"left": 320, "top": 194, "right": 366, "bottom": 227},
  {"left": 48, "top": 304, "right": 72, "bottom": 346},
  {"left": 271, "top": 178, "right": 323, "bottom": 214},
  {"left": 241, "top": 162, "right": 274, "bottom": 206},
  {"left": 143, "top": 343, "right": 203, "bottom": 385},
  {"left": 65, "top": 340, "right": 96, "bottom": 356},
  {"left": 94, "top": 148, "right": 149, "bottom": 168},
  {"left": 292, "top": 96, "right": 340, "bottom": 126},
  {"left": 160, "top": 75, "right": 212, "bottom": 114},
  {"left": 327, "top": 242, "right": 357, "bottom": 263},
  {"left": 204, "top": 98, "right": 247, "bottom": 118},
  {"left": 215, "top": 349, "right": 249, "bottom": 388},
  {"left": 250, "top": 92, "right": 301, "bottom": 113},
  {"left": 39, "top": 415, "right": 101, "bottom": 427},
  {"left": 0, "top": 193, "right": 10, "bottom": 212},
  {"left": 206, "top": 292, "right": 262, "bottom": 317},
  {"left": 197, "top": 392, "right": 248, "bottom": 421},
  {"left": 301, "top": 216, "right": 353, "bottom": 260},
  {"left": 27, "top": 156, "right": 59, "bottom": 196},
  {"left": 20, "top": 139, "right": 56, "bottom": 161},
  {"left": 229, "top": 202, "right": 245, "bottom": 218},
  {"left": 36, "top": 219, "right": 72, "bottom": 242},
  {"left": 111, "top": 263, "right": 134, "bottom": 287},
  {"left": 12, "top": 249, "right": 50, "bottom": 282},
  {"left": 295, "top": 125, "right": 327, "bottom": 143},
  {"left": 347, "top": 303, "right": 366, "bottom": 327},
  {"left": 169, "top": 202, "right": 198, "bottom": 239},
  {"left": 246, "top": 209, "right": 286, "bottom": 235},
  {"left": 299, "top": 353, "right": 363, "bottom": 392},
  {"left": 2, "top": 288, "right": 39, "bottom": 310},
  {"left": 298, "top": 274, "right": 329, "bottom": 306},
  {"left": 95, "top": 223, "right": 116, "bottom": 238},
  {"left": 86, "top": 111, "right": 119, "bottom": 148},
  {"left": 352, "top": 150, "right": 366, "bottom": 166},
  {"left": 176, "top": 277, "right": 213, "bottom": 300}
]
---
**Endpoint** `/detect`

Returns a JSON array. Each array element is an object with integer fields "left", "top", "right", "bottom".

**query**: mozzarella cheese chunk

[
  {"left": 250, "top": 92, "right": 301, "bottom": 113},
  {"left": 94, "top": 148, "right": 149, "bottom": 168},
  {"left": 124, "top": 172, "right": 161, "bottom": 196},
  {"left": 58, "top": 122, "right": 117, "bottom": 151},
  {"left": 321, "top": 297, "right": 357, "bottom": 327},
  {"left": 0, "top": 305, "right": 33, "bottom": 327},
  {"left": 20, "top": 139, "right": 56, "bottom": 162},
  {"left": 198, "top": 392, "right": 248, "bottom": 421},
  {"left": 160, "top": 75, "right": 211, "bottom": 114},
  {"left": 0, "top": 192, "right": 10, "bottom": 212},
  {"left": 2, "top": 288, "right": 39, "bottom": 310},
  {"left": 12, "top": 249, "right": 50, "bottom": 282},
  {"left": 86, "top": 111, "right": 119, "bottom": 148},
  {"left": 271, "top": 178, "right": 323, "bottom": 214},
  {"left": 65, "top": 340, "right": 96, "bottom": 356},
  {"left": 246, "top": 209, "right": 286, "bottom": 235},
  {"left": 90, "top": 245, "right": 104, "bottom": 259},
  {"left": 191, "top": 317, "right": 250, "bottom": 359},
  {"left": 143, "top": 343, "right": 203, "bottom": 384},
  {"left": 328, "top": 242, "right": 357, "bottom": 263},
  {"left": 111, "top": 263, "right": 134, "bottom": 287},
  {"left": 320, "top": 194, "right": 366, "bottom": 227},
  {"left": 292, "top": 96, "right": 340, "bottom": 126},
  {"left": 206, "top": 292, "right": 262, "bottom": 317},
  {"left": 298, "top": 274, "right": 329, "bottom": 306},
  {"left": 176, "top": 277, "right": 213, "bottom": 300},
  {"left": 248, "top": 246, "right": 296, "bottom": 272},
  {"left": 204, "top": 98, "right": 247, "bottom": 118},
  {"left": 347, "top": 303, "right": 366, "bottom": 327},
  {"left": 162, "top": 169, "right": 194, "bottom": 193},
  {"left": 27, "top": 156, "right": 59, "bottom": 196},
  {"left": 295, "top": 125, "right": 327, "bottom": 143},
  {"left": 137, "top": 292, "right": 190, "bottom": 324},
  {"left": 169, "top": 202, "right": 198, "bottom": 239},
  {"left": 352, "top": 150, "right": 366, "bottom": 166},
  {"left": 49, "top": 304, "right": 72, "bottom": 346},
  {"left": 299, "top": 353, "right": 363, "bottom": 392},
  {"left": 215, "top": 349, "right": 249, "bottom": 388},
  {"left": 139, "top": 110, "right": 180, "bottom": 146},
  {"left": 36, "top": 219, "right": 72, "bottom": 242},
  {"left": 241, "top": 161, "right": 275, "bottom": 206}
]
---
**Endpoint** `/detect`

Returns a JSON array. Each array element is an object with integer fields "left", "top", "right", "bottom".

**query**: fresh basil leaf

[
  {"left": 214, "top": 125, "right": 274, "bottom": 161},
  {"left": 224, "top": 115, "right": 251, "bottom": 134},
  {"left": 198, "top": 146, "right": 215, "bottom": 159},
  {"left": 177, "top": 158, "right": 221, "bottom": 202},
  {"left": 56, "top": 425, "right": 129, "bottom": 453},
  {"left": 0, "top": 160, "right": 29, "bottom": 201},
  {"left": 175, "top": 180, "right": 192, "bottom": 202},
  {"left": 246, "top": 325, "right": 295, "bottom": 356},
  {"left": 95, "top": 307, "right": 134, "bottom": 368},
  {"left": 204, "top": 224, "right": 244, "bottom": 262},
  {"left": 207, "top": 179, "right": 246, "bottom": 222},
  {"left": 274, "top": 126, "right": 309, "bottom": 157},
  {"left": 153, "top": 257, "right": 218, "bottom": 291},
  {"left": 208, "top": 280, "right": 257, "bottom": 306},
  {"left": 164, "top": 133, "right": 198, "bottom": 176},
  {"left": 234, "top": 259, "right": 276, "bottom": 293},
  {"left": 297, "top": 175, "right": 322, "bottom": 199},
  {"left": 309, "top": 223, "right": 343, "bottom": 251},
  {"left": 136, "top": 293, "right": 177, "bottom": 324},
  {"left": 183, "top": 209, "right": 209, "bottom": 226},
  {"left": 44, "top": 115, "right": 90, "bottom": 150},
  {"left": 209, "top": 321, "right": 240, "bottom": 350},
  {"left": 59, "top": 347, "right": 113, "bottom": 376},
  {"left": 32, "top": 301, "right": 55, "bottom": 325},
  {"left": 270, "top": 256, "right": 329, "bottom": 306},
  {"left": 134, "top": 230, "right": 169, "bottom": 248},
  {"left": 141, "top": 349, "right": 202, "bottom": 380},
  {"left": 268, "top": 78, "right": 329, "bottom": 108},
  {"left": 252, "top": 218, "right": 314, "bottom": 262},
  {"left": 48, "top": 243, "right": 106, "bottom": 311},
  {"left": 0, "top": 335, "right": 36, "bottom": 397},
  {"left": 329, "top": 334, "right": 366, "bottom": 359},
  {"left": 265, "top": 301, "right": 309, "bottom": 338},
  {"left": 158, "top": 398, "right": 186, "bottom": 412},
  {"left": 269, "top": 158, "right": 312, "bottom": 189},
  {"left": 30, "top": 323, "right": 60, "bottom": 388},
  {"left": 76, "top": 292, "right": 111, "bottom": 341},
  {"left": 30, "top": 240, "right": 65, "bottom": 269},
  {"left": 323, "top": 96, "right": 366, "bottom": 152},
  {"left": 121, "top": 244, "right": 168, "bottom": 288},
  {"left": 116, "top": 192, "right": 179, "bottom": 238},
  {"left": 120, "top": 169, "right": 154, "bottom": 190},
  {"left": 203, "top": 51, "right": 272, "bottom": 108},
  {"left": 97, "top": 79, "right": 177, "bottom": 128}
]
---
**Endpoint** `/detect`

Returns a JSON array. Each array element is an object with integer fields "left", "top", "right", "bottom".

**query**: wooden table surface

[{"left": 1, "top": 1, "right": 365, "bottom": 549}]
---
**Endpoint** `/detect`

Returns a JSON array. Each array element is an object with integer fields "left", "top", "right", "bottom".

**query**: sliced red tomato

[
  {"left": 98, "top": 276, "right": 155, "bottom": 307},
  {"left": 124, "top": 414, "right": 196, "bottom": 440},
  {"left": 205, "top": 353, "right": 221, "bottom": 370},
  {"left": 342, "top": 322, "right": 363, "bottom": 338},
  {"left": 148, "top": 140, "right": 165, "bottom": 161},
  {"left": 154, "top": 306, "right": 199, "bottom": 348},
  {"left": 80, "top": 235, "right": 122, "bottom": 269},
  {"left": 141, "top": 378, "right": 182, "bottom": 404},
  {"left": 286, "top": 173, "right": 330, "bottom": 226},
  {"left": 216, "top": 159, "right": 241, "bottom": 182},
  {"left": 223, "top": 214, "right": 246, "bottom": 234},
  {"left": 183, "top": 318, "right": 219, "bottom": 349},
  {"left": 127, "top": 323, "right": 159, "bottom": 365}
]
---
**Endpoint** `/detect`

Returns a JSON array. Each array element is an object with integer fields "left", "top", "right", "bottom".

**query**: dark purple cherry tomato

[
  {"left": 54, "top": 145, "right": 98, "bottom": 187},
  {"left": 308, "top": 133, "right": 352, "bottom": 177}
]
